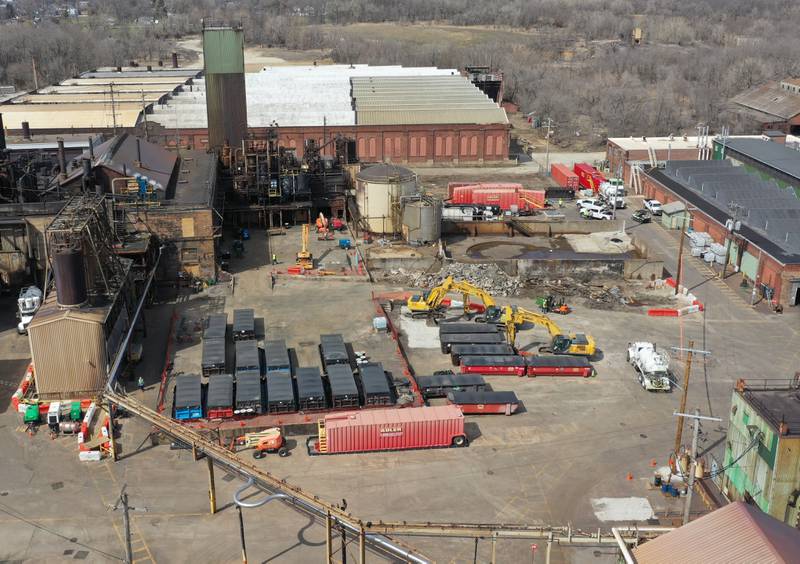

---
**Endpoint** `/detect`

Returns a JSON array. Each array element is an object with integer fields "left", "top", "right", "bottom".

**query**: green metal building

[{"left": 720, "top": 379, "right": 800, "bottom": 527}]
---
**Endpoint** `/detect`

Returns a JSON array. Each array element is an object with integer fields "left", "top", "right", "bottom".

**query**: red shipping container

[
  {"left": 448, "top": 182, "right": 524, "bottom": 200},
  {"left": 447, "top": 391, "right": 519, "bottom": 415},
  {"left": 573, "top": 163, "right": 606, "bottom": 192},
  {"left": 551, "top": 163, "right": 579, "bottom": 190},
  {"left": 312, "top": 405, "right": 467, "bottom": 454},
  {"left": 526, "top": 356, "right": 594, "bottom": 378},
  {"left": 519, "top": 189, "right": 546, "bottom": 208}
]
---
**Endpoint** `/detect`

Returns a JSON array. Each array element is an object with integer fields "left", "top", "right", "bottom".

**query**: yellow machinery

[
  {"left": 481, "top": 305, "right": 596, "bottom": 357},
  {"left": 296, "top": 223, "right": 313, "bottom": 269},
  {"left": 406, "top": 276, "right": 496, "bottom": 318}
]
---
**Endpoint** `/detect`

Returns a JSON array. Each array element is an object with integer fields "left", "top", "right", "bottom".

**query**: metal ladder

[{"left": 317, "top": 420, "right": 328, "bottom": 453}]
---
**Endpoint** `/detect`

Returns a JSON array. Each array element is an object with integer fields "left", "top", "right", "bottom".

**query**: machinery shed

[{"left": 28, "top": 291, "right": 127, "bottom": 400}]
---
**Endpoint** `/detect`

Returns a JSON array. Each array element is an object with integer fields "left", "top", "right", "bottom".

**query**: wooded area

[{"left": 2, "top": 0, "right": 799, "bottom": 145}]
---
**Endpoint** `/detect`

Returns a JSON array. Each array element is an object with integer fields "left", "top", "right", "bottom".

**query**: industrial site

[{"left": 1, "top": 19, "right": 800, "bottom": 564}]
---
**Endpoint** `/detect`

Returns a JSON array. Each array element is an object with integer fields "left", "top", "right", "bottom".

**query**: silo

[
  {"left": 202, "top": 22, "right": 248, "bottom": 150},
  {"left": 402, "top": 197, "right": 442, "bottom": 245},
  {"left": 53, "top": 250, "right": 88, "bottom": 307},
  {"left": 355, "top": 164, "right": 418, "bottom": 234}
]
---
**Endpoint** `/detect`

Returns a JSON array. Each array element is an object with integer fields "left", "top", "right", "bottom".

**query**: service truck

[{"left": 627, "top": 342, "right": 672, "bottom": 391}]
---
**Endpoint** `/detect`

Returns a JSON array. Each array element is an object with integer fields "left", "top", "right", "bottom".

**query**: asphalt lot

[{"left": 0, "top": 210, "right": 797, "bottom": 563}]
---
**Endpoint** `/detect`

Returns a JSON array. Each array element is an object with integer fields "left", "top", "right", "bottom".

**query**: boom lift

[
  {"left": 406, "top": 276, "right": 496, "bottom": 318},
  {"left": 236, "top": 428, "right": 289, "bottom": 458},
  {"left": 480, "top": 305, "right": 596, "bottom": 356},
  {"left": 296, "top": 223, "right": 314, "bottom": 269}
]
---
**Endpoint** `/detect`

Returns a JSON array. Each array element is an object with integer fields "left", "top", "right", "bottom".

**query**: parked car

[
  {"left": 581, "top": 206, "right": 614, "bottom": 220},
  {"left": 644, "top": 199, "right": 662, "bottom": 215},
  {"left": 576, "top": 198, "right": 606, "bottom": 209},
  {"left": 631, "top": 209, "right": 652, "bottom": 223}
]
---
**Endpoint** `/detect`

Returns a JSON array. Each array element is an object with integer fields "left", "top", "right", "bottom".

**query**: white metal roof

[{"left": 149, "top": 64, "right": 507, "bottom": 129}]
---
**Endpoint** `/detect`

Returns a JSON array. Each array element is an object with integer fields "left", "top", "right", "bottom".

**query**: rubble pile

[
  {"left": 524, "top": 276, "right": 628, "bottom": 310},
  {"left": 382, "top": 262, "right": 522, "bottom": 297}
]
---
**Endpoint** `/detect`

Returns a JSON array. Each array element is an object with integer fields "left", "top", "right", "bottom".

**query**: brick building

[
  {"left": 642, "top": 160, "right": 800, "bottom": 307},
  {"left": 732, "top": 78, "right": 800, "bottom": 134},
  {"left": 60, "top": 134, "right": 219, "bottom": 281}
]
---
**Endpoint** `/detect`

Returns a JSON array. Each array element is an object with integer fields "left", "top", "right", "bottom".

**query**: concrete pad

[{"left": 591, "top": 497, "right": 655, "bottom": 521}]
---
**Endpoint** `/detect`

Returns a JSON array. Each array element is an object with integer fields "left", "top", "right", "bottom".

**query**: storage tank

[
  {"left": 402, "top": 196, "right": 442, "bottom": 245},
  {"left": 355, "top": 164, "right": 418, "bottom": 234},
  {"left": 53, "top": 250, "right": 87, "bottom": 307}
]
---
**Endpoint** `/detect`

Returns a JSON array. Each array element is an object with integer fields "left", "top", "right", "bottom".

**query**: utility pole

[
  {"left": 673, "top": 410, "right": 722, "bottom": 525},
  {"left": 31, "top": 58, "right": 40, "bottom": 91},
  {"left": 110, "top": 485, "right": 133, "bottom": 564},
  {"left": 671, "top": 343, "right": 712, "bottom": 455},
  {"left": 675, "top": 216, "right": 687, "bottom": 295},
  {"left": 673, "top": 341, "right": 694, "bottom": 454},
  {"left": 237, "top": 505, "right": 248, "bottom": 564},
  {"left": 110, "top": 82, "right": 118, "bottom": 136},
  {"left": 544, "top": 118, "right": 553, "bottom": 175}
]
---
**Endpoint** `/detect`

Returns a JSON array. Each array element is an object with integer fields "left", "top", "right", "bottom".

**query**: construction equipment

[
  {"left": 627, "top": 342, "right": 672, "bottom": 392},
  {"left": 236, "top": 428, "right": 289, "bottom": 459},
  {"left": 16, "top": 285, "right": 42, "bottom": 334},
  {"left": 406, "top": 276, "right": 496, "bottom": 318},
  {"left": 480, "top": 305, "right": 596, "bottom": 356},
  {"left": 296, "top": 223, "right": 314, "bottom": 269},
  {"left": 536, "top": 295, "right": 571, "bottom": 315}
]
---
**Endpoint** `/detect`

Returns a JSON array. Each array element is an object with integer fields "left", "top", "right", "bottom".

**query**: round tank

[
  {"left": 53, "top": 250, "right": 87, "bottom": 307},
  {"left": 402, "top": 197, "right": 442, "bottom": 245},
  {"left": 355, "top": 164, "right": 417, "bottom": 234}
]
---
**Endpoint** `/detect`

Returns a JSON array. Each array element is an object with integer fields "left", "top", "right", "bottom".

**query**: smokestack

[
  {"left": 22, "top": 121, "right": 31, "bottom": 140},
  {"left": 81, "top": 158, "right": 91, "bottom": 192},
  {"left": 203, "top": 24, "right": 248, "bottom": 150},
  {"left": 0, "top": 113, "right": 6, "bottom": 152},
  {"left": 57, "top": 137, "right": 67, "bottom": 177},
  {"left": 172, "top": 52, "right": 179, "bottom": 68}
]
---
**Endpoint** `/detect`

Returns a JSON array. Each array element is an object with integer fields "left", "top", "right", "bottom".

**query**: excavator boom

[
  {"left": 406, "top": 277, "right": 496, "bottom": 317},
  {"left": 486, "top": 305, "right": 596, "bottom": 357}
]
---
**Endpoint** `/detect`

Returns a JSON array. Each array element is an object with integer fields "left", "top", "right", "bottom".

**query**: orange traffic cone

[
  {"left": 626, "top": 472, "right": 634, "bottom": 481},
  {"left": 650, "top": 458, "right": 658, "bottom": 467}
]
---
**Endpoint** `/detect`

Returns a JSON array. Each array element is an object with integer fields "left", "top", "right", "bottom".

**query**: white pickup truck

[{"left": 627, "top": 342, "right": 672, "bottom": 391}]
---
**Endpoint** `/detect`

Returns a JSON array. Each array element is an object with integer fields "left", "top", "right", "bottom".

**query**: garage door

[
  {"left": 728, "top": 241, "right": 738, "bottom": 266},
  {"left": 740, "top": 251, "right": 759, "bottom": 281}
]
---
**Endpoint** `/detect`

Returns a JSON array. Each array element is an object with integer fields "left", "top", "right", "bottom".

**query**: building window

[{"left": 181, "top": 248, "right": 199, "bottom": 264}]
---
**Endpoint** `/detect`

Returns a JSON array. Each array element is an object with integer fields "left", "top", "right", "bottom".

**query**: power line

[{"left": 0, "top": 502, "right": 124, "bottom": 561}]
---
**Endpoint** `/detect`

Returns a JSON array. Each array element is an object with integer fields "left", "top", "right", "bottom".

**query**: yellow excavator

[
  {"left": 406, "top": 276, "right": 496, "bottom": 318},
  {"left": 480, "top": 305, "right": 596, "bottom": 357},
  {"left": 296, "top": 223, "right": 313, "bottom": 269}
]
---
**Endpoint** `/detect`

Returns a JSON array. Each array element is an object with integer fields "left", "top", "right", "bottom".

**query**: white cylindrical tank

[
  {"left": 402, "top": 197, "right": 443, "bottom": 245},
  {"left": 356, "top": 164, "right": 418, "bottom": 234}
]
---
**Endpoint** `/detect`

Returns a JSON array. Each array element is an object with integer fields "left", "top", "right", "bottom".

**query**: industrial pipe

[
  {"left": 234, "top": 477, "right": 289, "bottom": 508},
  {"left": 57, "top": 138, "right": 67, "bottom": 177},
  {"left": 232, "top": 477, "right": 430, "bottom": 564}
]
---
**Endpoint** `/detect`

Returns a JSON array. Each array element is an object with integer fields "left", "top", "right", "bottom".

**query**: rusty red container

[
  {"left": 551, "top": 164, "right": 579, "bottom": 189},
  {"left": 447, "top": 391, "right": 519, "bottom": 415},
  {"left": 314, "top": 405, "right": 467, "bottom": 454},
  {"left": 460, "top": 356, "right": 527, "bottom": 376},
  {"left": 526, "top": 355, "right": 594, "bottom": 377},
  {"left": 573, "top": 163, "right": 606, "bottom": 192}
]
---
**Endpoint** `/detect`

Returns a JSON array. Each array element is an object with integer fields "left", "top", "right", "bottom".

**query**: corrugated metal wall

[
  {"left": 203, "top": 27, "right": 247, "bottom": 149},
  {"left": 29, "top": 318, "right": 107, "bottom": 399}
]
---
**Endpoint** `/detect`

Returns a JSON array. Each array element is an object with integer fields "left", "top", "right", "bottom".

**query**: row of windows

[{"left": 353, "top": 134, "right": 507, "bottom": 159}]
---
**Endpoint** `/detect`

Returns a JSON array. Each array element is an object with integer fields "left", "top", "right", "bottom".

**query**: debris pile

[
  {"left": 525, "top": 276, "right": 626, "bottom": 310},
  {"left": 382, "top": 262, "right": 522, "bottom": 297}
]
